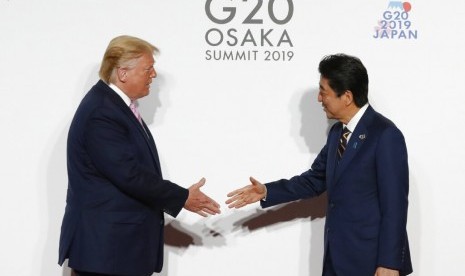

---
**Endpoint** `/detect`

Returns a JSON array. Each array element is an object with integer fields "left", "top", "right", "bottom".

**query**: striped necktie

[{"left": 337, "top": 127, "right": 351, "bottom": 160}]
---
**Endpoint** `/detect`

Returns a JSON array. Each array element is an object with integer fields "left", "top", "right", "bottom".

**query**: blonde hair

[{"left": 99, "top": 35, "right": 159, "bottom": 84}]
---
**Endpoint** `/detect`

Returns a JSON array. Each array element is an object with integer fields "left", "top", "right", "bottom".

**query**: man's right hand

[
  {"left": 184, "top": 178, "right": 221, "bottom": 217},
  {"left": 225, "top": 177, "right": 267, "bottom": 209}
]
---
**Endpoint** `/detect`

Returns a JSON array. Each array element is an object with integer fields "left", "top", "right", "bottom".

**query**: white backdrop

[{"left": 1, "top": 0, "right": 464, "bottom": 275}]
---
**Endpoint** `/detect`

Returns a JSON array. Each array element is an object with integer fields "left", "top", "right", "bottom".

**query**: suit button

[
  {"left": 160, "top": 220, "right": 164, "bottom": 225},
  {"left": 330, "top": 202, "right": 335, "bottom": 208}
]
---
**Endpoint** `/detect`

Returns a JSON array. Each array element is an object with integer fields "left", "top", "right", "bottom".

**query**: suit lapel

[
  {"left": 326, "top": 124, "right": 341, "bottom": 189},
  {"left": 141, "top": 120, "right": 162, "bottom": 174},
  {"left": 333, "top": 106, "right": 374, "bottom": 186},
  {"left": 102, "top": 82, "right": 163, "bottom": 174}
]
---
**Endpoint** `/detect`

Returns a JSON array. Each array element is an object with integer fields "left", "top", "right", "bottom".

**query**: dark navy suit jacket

[
  {"left": 58, "top": 80, "right": 188, "bottom": 275},
  {"left": 261, "top": 106, "right": 412, "bottom": 275}
]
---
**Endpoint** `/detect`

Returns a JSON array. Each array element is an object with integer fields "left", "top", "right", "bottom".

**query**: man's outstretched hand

[
  {"left": 184, "top": 178, "right": 221, "bottom": 217},
  {"left": 225, "top": 177, "right": 267, "bottom": 209}
]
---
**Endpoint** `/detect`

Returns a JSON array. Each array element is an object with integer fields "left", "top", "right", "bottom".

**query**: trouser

[
  {"left": 322, "top": 247, "right": 337, "bottom": 276},
  {"left": 73, "top": 269, "right": 151, "bottom": 276}
]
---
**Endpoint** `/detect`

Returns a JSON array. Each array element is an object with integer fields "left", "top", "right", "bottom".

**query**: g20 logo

[
  {"left": 204, "top": 0, "right": 295, "bottom": 61},
  {"left": 373, "top": 1, "right": 418, "bottom": 39},
  {"left": 205, "top": 0, "right": 294, "bottom": 25}
]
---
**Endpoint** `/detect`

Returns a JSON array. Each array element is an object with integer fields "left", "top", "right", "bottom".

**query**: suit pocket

[{"left": 104, "top": 211, "right": 147, "bottom": 224}]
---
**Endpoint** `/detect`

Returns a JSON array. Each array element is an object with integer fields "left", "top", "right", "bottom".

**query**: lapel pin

[{"left": 359, "top": 134, "right": 366, "bottom": 140}]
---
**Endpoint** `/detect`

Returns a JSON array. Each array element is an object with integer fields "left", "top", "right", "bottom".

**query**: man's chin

[{"left": 135, "top": 92, "right": 149, "bottom": 100}]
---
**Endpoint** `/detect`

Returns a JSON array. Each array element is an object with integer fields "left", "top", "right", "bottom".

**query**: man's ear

[
  {"left": 116, "top": 67, "right": 128, "bottom": 82},
  {"left": 344, "top": 90, "right": 354, "bottom": 106}
]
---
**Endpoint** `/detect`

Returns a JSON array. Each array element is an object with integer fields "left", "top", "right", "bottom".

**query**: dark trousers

[
  {"left": 73, "top": 269, "right": 151, "bottom": 276},
  {"left": 73, "top": 270, "right": 112, "bottom": 276},
  {"left": 71, "top": 269, "right": 112, "bottom": 276},
  {"left": 322, "top": 248, "right": 338, "bottom": 276}
]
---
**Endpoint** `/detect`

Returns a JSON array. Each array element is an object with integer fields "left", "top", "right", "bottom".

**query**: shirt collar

[
  {"left": 109, "top": 83, "right": 131, "bottom": 107},
  {"left": 344, "top": 103, "right": 369, "bottom": 133}
]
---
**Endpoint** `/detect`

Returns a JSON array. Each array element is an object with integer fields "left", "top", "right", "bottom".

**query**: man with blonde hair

[{"left": 58, "top": 35, "right": 220, "bottom": 276}]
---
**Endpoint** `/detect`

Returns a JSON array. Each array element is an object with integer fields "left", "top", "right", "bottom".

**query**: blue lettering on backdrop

[{"left": 373, "top": 1, "right": 419, "bottom": 40}]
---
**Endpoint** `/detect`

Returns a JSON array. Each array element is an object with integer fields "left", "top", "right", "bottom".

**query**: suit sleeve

[
  {"left": 261, "top": 144, "right": 328, "bottom": 208},
  {"left": 84, "top": 106, "right": 188, "bottom": 217},
  {"left": 376, "top": 126, "right": 409, "bottom": 269}
]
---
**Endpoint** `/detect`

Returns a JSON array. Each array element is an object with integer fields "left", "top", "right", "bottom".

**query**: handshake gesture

[{"left": 183, "top": 177, "right": 267, "bottom": 217}]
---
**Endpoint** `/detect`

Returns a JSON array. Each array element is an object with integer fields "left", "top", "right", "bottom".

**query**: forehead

[
  {"left": 319, "top": 77, "right": 331, "bottom": 89},
  {"left": 136, "top": 53, "right": 155, "bottom": 66},
  {"left": 319, "top": 76, "right": 338, "bottom": 97}
]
